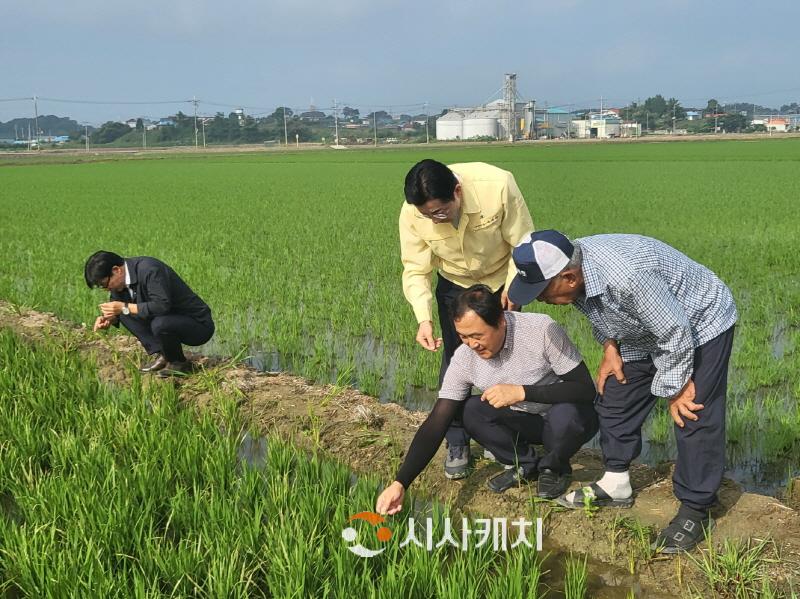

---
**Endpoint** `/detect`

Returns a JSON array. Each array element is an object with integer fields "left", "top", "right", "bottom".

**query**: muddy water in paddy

[{"left": 241, "top": 330, "right": 800, "bottom": 496}]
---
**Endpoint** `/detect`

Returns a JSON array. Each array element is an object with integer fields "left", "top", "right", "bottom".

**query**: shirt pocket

[
  {"left": 465, "top": 210, "right": 505, "bottom": 266},
  {"left": 469, "top": 209, "right": 503, "bottom": 232}
]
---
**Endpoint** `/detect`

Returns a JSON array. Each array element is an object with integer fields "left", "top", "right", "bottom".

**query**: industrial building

[
  {"left": 436, "top": 73, "right": 538, "bottom": 141},
  {"left": 436, "top": 101, "right": 573, "bottom": 141},
  {"left": 570, "top": 112, "right": 641, "bottom": 139},
  {"left": 436, "top": 100, "right": 517, "bottom": 141}
]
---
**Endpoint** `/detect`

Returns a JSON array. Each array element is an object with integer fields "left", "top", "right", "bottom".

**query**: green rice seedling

[
  {"left": 485, "top": 547, "right": 543, "bottom": 599},
  {"left": 612, "top": 516, "right": 659, "bottom": 568},
  {"left": 304, "top": 402, "right": 325, "bottom": 448},
  {"left": 563, "top": 553, "right": 589, "bottom": 599}
]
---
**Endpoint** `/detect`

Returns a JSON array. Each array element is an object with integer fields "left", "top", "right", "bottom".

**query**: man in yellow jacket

[{"left": 399, "top": 159, "right": 534, "bottom": 478}]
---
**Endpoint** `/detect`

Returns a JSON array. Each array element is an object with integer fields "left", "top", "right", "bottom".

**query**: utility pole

[
  {"left": 33, "top": 95, "right": 40, "bottom": 150},
  {"left": 567, "top": 103, "right": 571, "bottom": 139},
  {"left": 193, "top": 96, "right": 199, "bottom": 148},
  {"left": 424, "top": 101, "right": 430, "bottom": 144},
  {"left": 373, "top": 110, "right": 377, "bottom": 147},
  {"left": 532, "top": 99, "right": 537, "bottom": 139},
  {"left": 201, "top": 118, "right": 207, "bottom": 148},
  {"left": 85, "top": 125, "right": 90, "bottom": 151},
  {"left": 283, "top": 106, "right": 289, "bottom": 146},
  {"left": 672, "top": 102, "right": 676, "bottom": 135},
  {"left": 143, "top": 124, "right": 147, "bottom": 149},
  {"left": 333, "top": 99, "right": 340, "bottom": 146}
]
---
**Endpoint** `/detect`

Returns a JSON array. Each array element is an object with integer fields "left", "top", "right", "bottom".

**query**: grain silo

[
  {"left": 435, "top": 110, "right": 465, "bottom": 140},
  {"left": 462, "top": 110, "right": 500, "bottom": 139}
]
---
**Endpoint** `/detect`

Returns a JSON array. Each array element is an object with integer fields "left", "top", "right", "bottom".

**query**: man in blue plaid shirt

[{"left": 508, "top": 230, "right": 737, "bottom": 554}]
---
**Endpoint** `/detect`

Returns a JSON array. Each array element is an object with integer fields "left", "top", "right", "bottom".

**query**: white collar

[{"left": 124, "top": 261, "right": 131, "bottom": 286}]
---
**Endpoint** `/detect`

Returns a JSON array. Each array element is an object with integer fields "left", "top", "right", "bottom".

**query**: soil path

[{"left": 1, "top": 302, "right": 798, "bottom": 597}]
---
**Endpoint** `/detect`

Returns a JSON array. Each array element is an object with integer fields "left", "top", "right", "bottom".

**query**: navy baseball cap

[{"left": 508, "top": 230, "right": 575, "bottom": 305}]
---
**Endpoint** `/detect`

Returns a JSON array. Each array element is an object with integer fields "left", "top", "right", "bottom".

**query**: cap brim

[{"left": 508, "top": 275, "right": 550, "bottom": 306}]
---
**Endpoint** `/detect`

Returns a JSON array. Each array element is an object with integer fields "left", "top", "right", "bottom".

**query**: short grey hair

[{"left": 563, "top": 242, "right": 582, "bottom": 272}]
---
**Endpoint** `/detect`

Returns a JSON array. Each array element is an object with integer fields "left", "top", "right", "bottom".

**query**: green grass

[
  {"left": 0, "top": 139, "right": 799, "bottom": 486},
  {"left": 688, "top": 536, "right": 780, "bottom": 598}
]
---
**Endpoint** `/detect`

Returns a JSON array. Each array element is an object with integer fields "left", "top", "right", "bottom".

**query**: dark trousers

[
  {"left": 436, "top": 274, "right": 505, "bottom": 448},
  {"left": 120, "top": 313, "right": 215, "bottom": 362},
  {"left": 462, "top": 395, "right": 599, "bottom": 474},
  {"left": 597, "top": 326, "right": 735, "bottom": 512}
]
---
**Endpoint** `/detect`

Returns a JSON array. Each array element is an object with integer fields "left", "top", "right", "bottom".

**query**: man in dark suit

[{"left": 84, "top": 251, "right": 215, "bottom": 377}]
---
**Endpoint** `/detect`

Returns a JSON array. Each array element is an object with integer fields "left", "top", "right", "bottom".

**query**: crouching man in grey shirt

[{"left": 376, "top": 284, "right": 598, "bottom": 515}]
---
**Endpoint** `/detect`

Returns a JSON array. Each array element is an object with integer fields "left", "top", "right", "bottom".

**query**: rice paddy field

[
  {"left": 0, "top": 139, "right": 799, "bottom": 596},
  {"left": 1, "top": 139, "right": 798, "bottom": 492},
  {"left": 0, "top": 329, "right": 566, "bottom": 597}
]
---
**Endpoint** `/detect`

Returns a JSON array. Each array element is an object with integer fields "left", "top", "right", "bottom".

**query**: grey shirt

[{"left": 438, "top": 312, "right": 583, "bottom": 414}]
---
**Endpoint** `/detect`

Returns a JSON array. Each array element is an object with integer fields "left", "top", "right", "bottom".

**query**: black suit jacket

[{"left": 110, "top": 257, "right": 212, "bottom": 324}]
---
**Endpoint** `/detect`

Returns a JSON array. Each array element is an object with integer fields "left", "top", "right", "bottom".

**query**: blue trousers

[
  {"left": 120, "top": 313, "right": 214, "bottom": 362},
  {"left": 597, "top": 327, "right": 735, "bottom": 511}
]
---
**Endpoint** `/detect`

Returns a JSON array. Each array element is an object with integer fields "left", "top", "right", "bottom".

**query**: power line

[{"left": 36, "top": 97, "right": 191, "bottom": 105}]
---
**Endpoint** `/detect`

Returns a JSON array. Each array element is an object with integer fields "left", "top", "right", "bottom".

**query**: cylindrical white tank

[
  {"left": 462, "top": 117, "right": 497, "bottom": 139},
  {"left": 436, "top": 113, "right": 464, "bottom": 140}
]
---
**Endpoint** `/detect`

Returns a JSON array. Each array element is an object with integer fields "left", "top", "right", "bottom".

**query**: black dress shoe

[
  {"left": 487, "top": 467, "right": 537, "bottom": 493},
  {"left": 139, "top": 354, "right": 167, "bottom": 373},
  {"left": 536, "top": 469, "right": 572, "bottom": 499},
  {"left": 157, "top": 360, "right": 193, "bottom": 378}
]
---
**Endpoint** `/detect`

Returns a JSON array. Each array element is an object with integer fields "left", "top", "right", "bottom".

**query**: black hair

[
  {"left": 84, "top": 251, "right": 124, "bottom": 288},
  {"left": 451, "top": 284, "right": 504, "bottom": 328},
  {"left": 403, "top": 159, "right": 458, "bottom": 206}
]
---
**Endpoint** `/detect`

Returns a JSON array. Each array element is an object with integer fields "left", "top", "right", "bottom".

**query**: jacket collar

[
  {"left": 458, "top": 176, "right": 482, "bottom": 214},
  {"left": 124, "top": 257, "right": 139, "bottom": 286}
]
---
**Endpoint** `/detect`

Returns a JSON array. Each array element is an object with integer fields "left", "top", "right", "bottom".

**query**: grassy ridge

[{"left": 0, "top": 139, "right": 798, "bottom": 482}]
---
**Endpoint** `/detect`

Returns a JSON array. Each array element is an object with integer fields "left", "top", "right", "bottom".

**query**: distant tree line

[
  {"left": 76, "top": 107, "right": 434, "bottom": 147},
  {"left": 612, "top": 95, "right": 794, "bottom": 133}
]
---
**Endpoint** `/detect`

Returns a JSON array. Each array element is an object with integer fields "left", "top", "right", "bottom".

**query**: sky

[{"left": 1, "top": 0, "right": 799, "bottom": 124}]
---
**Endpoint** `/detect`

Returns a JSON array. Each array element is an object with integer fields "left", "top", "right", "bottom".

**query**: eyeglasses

[{"left": 418, "top": 204, "right": 452, "bottom": 221}]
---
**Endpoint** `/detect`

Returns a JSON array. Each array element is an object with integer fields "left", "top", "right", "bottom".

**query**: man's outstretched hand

[
  {"left": 416, "top": 321, "right": 443, "bottom": 352},
  {"left": 376, "top": 481, "right": 405, "bottom": 515}
]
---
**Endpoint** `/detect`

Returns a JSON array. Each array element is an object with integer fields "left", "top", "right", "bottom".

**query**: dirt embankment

[{"left": 1, "top": 302, "right": 798, "bottom": 597}]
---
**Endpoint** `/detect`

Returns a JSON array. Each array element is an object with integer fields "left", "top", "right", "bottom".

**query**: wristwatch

[{"left": 122, "top": 303, "right": 130, "bottom": 316}]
